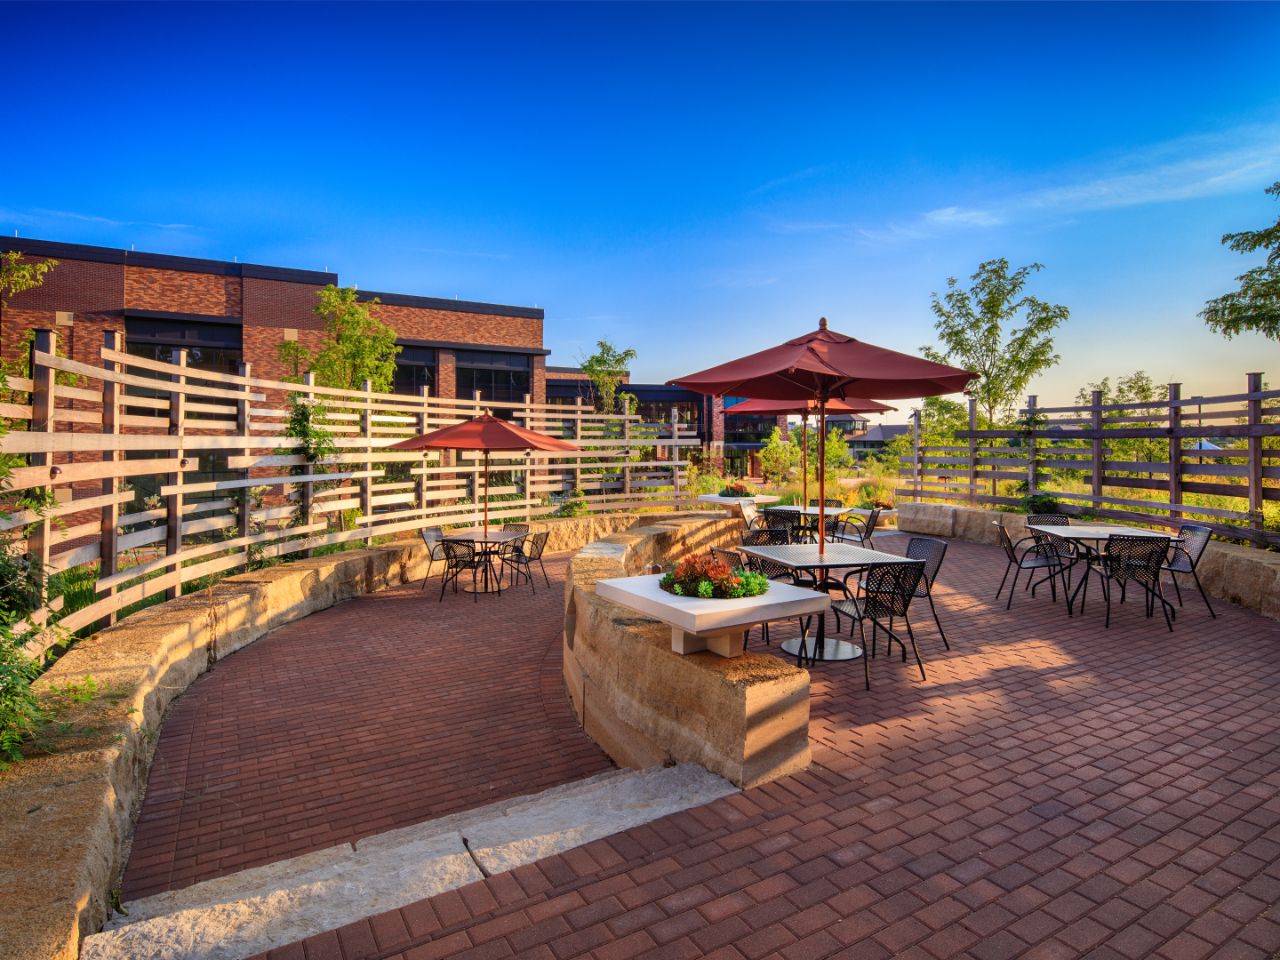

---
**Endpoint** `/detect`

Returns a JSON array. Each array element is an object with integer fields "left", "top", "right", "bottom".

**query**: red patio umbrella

[
  {"left": 725, "top": 397, "right": 897, "bottom": 504},
  {"left": 671, "top": 318, "right": 975, "bottom": 556},
  {"left": 389, "top": 413, "right": 580, "bottom": 532}
]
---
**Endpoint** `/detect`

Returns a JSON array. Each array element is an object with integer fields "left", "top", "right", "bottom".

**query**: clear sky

[{"left": 3, "top": 2, "right": 1279, "bottom": 418}]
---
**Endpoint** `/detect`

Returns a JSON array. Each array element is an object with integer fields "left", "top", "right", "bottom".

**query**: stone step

[{"left": 81, "top": 764, "right": 736, "bottom": 960}]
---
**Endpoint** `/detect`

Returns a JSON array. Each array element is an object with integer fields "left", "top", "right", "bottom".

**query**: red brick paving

[
  {"left": 122, "top": 551, "right": 613, "bottom": 900},
  {"left": 239, "top": 536, "right": 1280, "bottom": 960}
]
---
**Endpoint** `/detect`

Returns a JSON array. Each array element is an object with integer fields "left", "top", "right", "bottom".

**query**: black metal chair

[
  {"left": 440, "top": 539, "right": 483, "bottom": 602},
  {"left": 808, "top": 498, "right": 843, "bottom": 508},
  {"left": 1099, "top": 535, "right": 1176, "bottom": 631},
  {"left": 710, "top": 546, "right": 745, "bottom": 571},
  {"left": 419, "top": 528, "right": 448, "bottom": 591},
  {"left": 765, "top": 508, "right": 806, "bottom": 544},
  {"left": 1026, "top": 526, "right": 1080, "bottom": 604},
  {"left": 1162, "top": 524, "right": 1216, "bottom": 618},
  {"left": 995, "top": 524, "right": 1067, "bottom": 609},
  {"left": 503, "top": 522, "right": 531, "bottom": 534},
  {"left": 496, "top": 533, "right": 529, "bottom": 591},
  {"left": 906, "top": 537, "right": 950, "bottom": 650},
  {"left": 831, "top": 561, "right": 927, "bottom": 689},
  {"left": 832, "top": 508, "right": 880, "bottom": 548},
  {"left": 501, "top": 530, "right": 551, "bottom": 590}
]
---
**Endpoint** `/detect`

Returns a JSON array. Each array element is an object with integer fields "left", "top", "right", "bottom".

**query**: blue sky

[{"left": 3, "top": 2, "right": 1278, "bottom": 415}]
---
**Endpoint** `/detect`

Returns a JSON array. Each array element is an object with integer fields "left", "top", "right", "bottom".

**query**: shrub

[
  {"left": 659, "top": 554, "right": 769, "bottom": 599},
  {"left": 1020, "top": 492, "right": 1061, "bottom": 515}
]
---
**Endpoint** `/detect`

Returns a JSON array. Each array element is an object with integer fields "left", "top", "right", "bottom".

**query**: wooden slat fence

[
  {"left": 2, "top": 330, "right": 697, "bottom": 656},
  {"left": 897, "top": 373, "right": 1280, "bottom": 547}
]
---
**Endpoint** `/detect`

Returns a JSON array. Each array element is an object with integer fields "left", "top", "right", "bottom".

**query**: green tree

[
  {"left": 1200, "top": 180, "right": 1280, "bottom": 341},
  {"left": 0, "top": 251, "right": 58, "bottom": 307},
  {"left": 580, "top": 340, "right": 637, "bottom": 414},
  {"left": 923, "top": 259, "right": 1069, "bottom": 425},
  {"left": 803, "top": 423, "right": 854, "bottom": 479},
  {"left": 1075, "top": 370, "right": 1166, "bottom": 469},
  {"left": 308, "top": 286, "right": 400, "bottom": 392},
  {"left": 759, "top": 426, "right": 798, "bottom": 485},
  {"left": 276, "top": 339, "right": 313, "bottom": 383},
  {"left": 880, "top": 396, "right": 968, "bottom": 465}
]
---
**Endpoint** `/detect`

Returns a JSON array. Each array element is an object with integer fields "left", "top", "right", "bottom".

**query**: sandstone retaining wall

[
  {"left": 562, "top": 513, "right": 812, "bottom": 791},
  {"left": 897, "top": 502, "right": 1279, "bottom": 620}
]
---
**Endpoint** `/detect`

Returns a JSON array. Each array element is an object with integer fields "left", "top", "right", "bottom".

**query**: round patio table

[{"left": 447, "top": 528, "right": 526, "bottom": 594}]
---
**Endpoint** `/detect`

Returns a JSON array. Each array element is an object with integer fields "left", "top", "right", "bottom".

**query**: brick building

[{"left": 0, "top": 238, "right": 548, "bottom": 404}]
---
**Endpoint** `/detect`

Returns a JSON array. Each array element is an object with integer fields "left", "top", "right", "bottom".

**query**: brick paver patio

[
  {"left": 122, "top": 552, "right": 613, "bottom": 900},
  {"left": 236, "top": 535, "right": 1280, "bottom": 960}
]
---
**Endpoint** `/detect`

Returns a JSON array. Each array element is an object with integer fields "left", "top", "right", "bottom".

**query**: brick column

[
  {"left": 436, "top": 349, "right": 457, "bottom": 399},
  {"left": 711, "top": 396, "right": 725, "bottom": 445}
]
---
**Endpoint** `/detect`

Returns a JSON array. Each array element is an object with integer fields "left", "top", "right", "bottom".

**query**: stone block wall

[{"left": 563, "top": 513, "right": 812, "bottom": 790}]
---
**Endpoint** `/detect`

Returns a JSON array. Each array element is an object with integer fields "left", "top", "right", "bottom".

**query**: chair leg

[
  {"left": 1006, "top": 567, "right": 1019, "bottom": 609},
  {"left": 439, "top": 566, "right": 451, "bottom": 602},
  {"left": 1191, "top": 568, "right": 1217, "bottom": 618},
  {"left": 905, "top": 619, "right": 926, "bottom": 682},
  {"left": 926, "top": 591, "right": 949, "bottom": 650},
  {"left": 995, "top": 561, "right": 1013, "bottom": 601},
  {"left": 1169, "top": 571, "right": 1184, "bottom": 607},
  {"left": 538, "top": 557, "right": 551, "bottom": 587},
  {"left": 859, "top": 620, "right": 869, "bottom": 691}
]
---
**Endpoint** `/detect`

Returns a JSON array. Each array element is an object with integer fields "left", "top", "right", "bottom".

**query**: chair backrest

[
  {"left": 525, "top": 530, "right": 550, "bottom": 560},
  {"left": 861, "top": 561, "right": 925, "bottom": 619},
  {"left": 1029, "top": 527, "right": 1073, "bottom": 563},
  {"left": 503, "top": 522, "right": 531, "bottom": 534},
  {"left": 742, "top": 528, "right": 788, "bottom": 548},
  {"left": 499, "top": 533, "right": 527, "bottom": 558},
  {"left": 1106, "top": 535, "right": 1169, "bottom": 586},
  {"left": 996, "top": 524, "right": 1020, "bottom": 562},
  {"left": 443, "top": 539, "right": 475, "bottom": 563},
  {"left": 905, "top": 537, "right": 946, "bottom": 585},
  {"left": 739, "top": 500, "right": 759, "bottom": 529},
  {"left": 767, "top": 509, "right": 804, "bottom": 543},
  {"left": 862, "top": 508, "right": 881, "bottom": 539},
  {"left": 1175, "top": 524, "right": 1212, "bottom": 566},
  {"left": 809, "top": 498, "right": 843, "bottom": 508},
  {"left": 711, "top": 547, "right": 745, "bottom": 571},
  {"left": 1028, "top": 513, "right": 1070, "bottom": 526},
  {"left": 421, "top": 527, "right": 447, "bottom": 560}
]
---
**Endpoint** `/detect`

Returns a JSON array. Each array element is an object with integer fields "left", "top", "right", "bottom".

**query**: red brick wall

[
  {"left": 372, "top": 303, "right": 540, "bottom": 350},
  {"left": 125, "top": 266, "right": 242, "bottom": 317},
  {"left": 0, "top": 256, "right": 125, "bottom": 367},
  {"left": 531, "top": 356, "right": 546, "bottom": 404}
]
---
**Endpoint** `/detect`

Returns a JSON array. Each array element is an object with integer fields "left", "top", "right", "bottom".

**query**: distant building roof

[{"left": 855, "top": 424, "right": 911, "bottom": 443}]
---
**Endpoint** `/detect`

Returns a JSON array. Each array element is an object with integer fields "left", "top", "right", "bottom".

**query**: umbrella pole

[
  {"left": 483, "top": 449, "right": 490, "bottom": 533},
  {"left": 801, "top": 415, "right": 808, "bottom": 505},
  {"left": 817, "top": 397, "right": 826, "bottom": 559}
]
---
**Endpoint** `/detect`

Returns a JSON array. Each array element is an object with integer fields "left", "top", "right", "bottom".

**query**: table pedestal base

[
  {"left": 780, "top": 637, "right": 863, "bottom": 662},
  {"left": 671, "top": 627, "right": 746, "bottom": 658}
]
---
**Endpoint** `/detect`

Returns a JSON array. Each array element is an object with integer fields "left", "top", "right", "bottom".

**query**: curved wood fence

[{"left": 3, "top": 329, "right": 696, "bottom": 656}]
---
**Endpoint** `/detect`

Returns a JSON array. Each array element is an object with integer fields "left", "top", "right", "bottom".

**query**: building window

[
  {"left": 456, "top": 350, "right": 531, "bottom": 404},
  {"left": 125, "top": 316, "right": 243, "bottom": 376},
  {"left": 123, "top": 316, "right": 244, "bottom": 506},
  {"left": 393, "top": 345, "right": 436, "bottom": 396}
]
